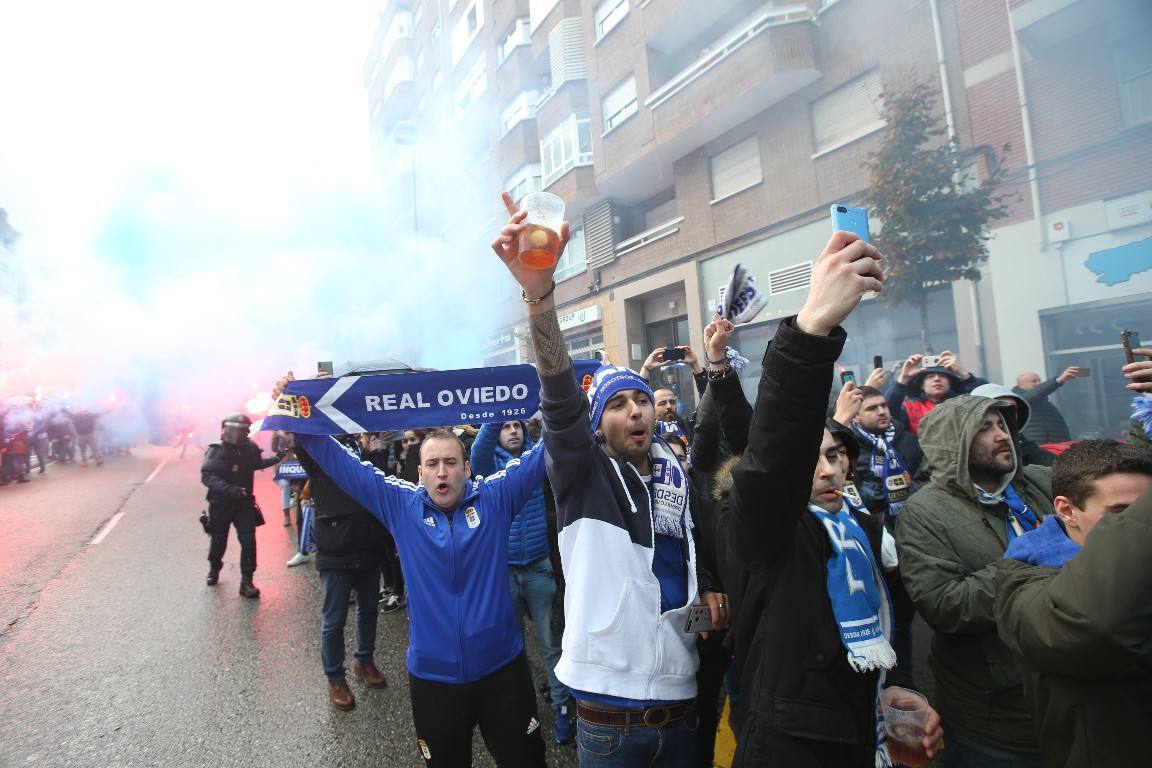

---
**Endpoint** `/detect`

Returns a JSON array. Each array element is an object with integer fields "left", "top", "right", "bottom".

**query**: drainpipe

[
  {"left": 1006, "top": 0, "right": 1045, "bottom": 246},
  {"left": 930, "top": 0, "right": 989, "bottom": 376}
]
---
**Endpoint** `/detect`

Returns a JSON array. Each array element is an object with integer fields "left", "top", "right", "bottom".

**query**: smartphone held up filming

[
  {"left": 662, "top": 347, "right": 686, "bottom": 362},
  {"left": 831, "top": 204, "right": 871, "bottom": 244}
]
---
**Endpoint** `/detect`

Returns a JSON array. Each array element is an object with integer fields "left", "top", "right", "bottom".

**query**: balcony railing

[
  {"left": 644, "top": 4, "right": 812, "bottom": 111},
  {"left": 615, "top": 216, "right": 685, "bottom": 256}
]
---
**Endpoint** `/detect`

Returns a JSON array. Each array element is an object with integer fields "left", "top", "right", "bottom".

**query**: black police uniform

[{"left": 201, "top": 438, "right": 280, "bottom": 592}]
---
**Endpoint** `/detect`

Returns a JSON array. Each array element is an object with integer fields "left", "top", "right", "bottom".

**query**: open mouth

[
  {"left": 435, "top": 482, "right": 450, "bottom": 494},
  {"left": 629, "top": 428, "right": 649, "bottom": 443}
]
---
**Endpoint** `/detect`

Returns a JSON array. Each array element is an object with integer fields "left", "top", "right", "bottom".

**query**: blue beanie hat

[{"left": 587, "top": 365, "right": 654, "bottom": 432}]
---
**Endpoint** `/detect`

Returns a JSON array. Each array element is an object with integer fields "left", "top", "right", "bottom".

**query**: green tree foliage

[{"left": 865, "top": 80, "right": 1009, "bottom": 351}]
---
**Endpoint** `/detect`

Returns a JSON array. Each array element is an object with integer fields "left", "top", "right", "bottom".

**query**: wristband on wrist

[
  {"left": 522, "top": 281, "right": 556, "bottom": 304},
  {"left": 707, "top": 355, "right": 728, "bottom": 365}
]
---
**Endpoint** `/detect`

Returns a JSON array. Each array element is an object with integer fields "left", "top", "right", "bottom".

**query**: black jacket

[
  {"left": 1013, "top": 379, "right": 1071, "bottom": 443},
  {"left": 296, "top": 444, "right": 390, "bottom": 571},
  {"left": 201, "top": 441, "right": 279, "bottom": 505},
  {"left": 721, "top": 318, "right": 885, "bottom": 768},
  {"left": 839, "top": 420, "right": 923, "bottom": 518}
]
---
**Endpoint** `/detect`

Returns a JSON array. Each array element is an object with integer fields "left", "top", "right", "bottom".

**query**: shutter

[
  {"left": 549, "top": 18, "right": 587, "bottom": 89},
  {"left": 709, "top": 135, "right": 762, "bottom": 200},
  {"left": 811, "top": 70, "right": 884, "bottom": 153},
  {"left": 768, "top": 261, "right": 812, "bottom": 295},
  {"left": 584, "top": 200, "right": 617, "bottom": 269}
]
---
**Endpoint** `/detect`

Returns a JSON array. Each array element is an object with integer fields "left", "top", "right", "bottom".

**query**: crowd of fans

[
  {"left": 224, "top": 198, "right": 1152, "bottom": 768},
  {"left": 0, "top": 399, "right": 139, "bottom": 485}
]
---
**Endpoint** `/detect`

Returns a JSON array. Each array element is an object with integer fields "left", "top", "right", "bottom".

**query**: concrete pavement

[{"left": 0, "top": 446, "right": 579, "bottom": 767}]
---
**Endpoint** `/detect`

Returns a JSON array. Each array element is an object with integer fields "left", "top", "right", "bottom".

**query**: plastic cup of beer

[
  {"left": 518, "top": 192, "right": 565, "bottom": 269},
  {"left": 881, "top": 687, "right": 931, "bottom": 765}
]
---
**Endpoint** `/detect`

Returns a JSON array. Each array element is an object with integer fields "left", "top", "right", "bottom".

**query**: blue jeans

[
  {"left": 510, "top": 556, "right": 570, "bottom": 707},
  {"left": 576, "top": 709, "right": 698, "bottom": 767},
  {"left": 943, "top": 728, "right": 1043, "bottom": 768},
  {"left": 320, "top": 565, "right": 383, "bottom": 683}
]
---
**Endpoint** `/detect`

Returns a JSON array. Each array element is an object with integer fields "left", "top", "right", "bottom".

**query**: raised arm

[
  {"left": 726, "top": 231, "right": 883, "bottom": 565},
  {"left": 469, "top": 422, "right": 502, "bottom": 477},
  {"left": 272, "top": 373, "right": 410, "bottom": 529},
  {"left": 491, "top": 191, "right": 598, "bottom": 511}
]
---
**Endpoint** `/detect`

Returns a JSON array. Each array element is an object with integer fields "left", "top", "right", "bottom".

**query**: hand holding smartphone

[
  {"left": 662, "top": 347, "right": 686, "bottom": 362},
  {"left": 830, "top": 204, "right": 871, "bottom": 244},
  {"left": 684, "top": 603, "right": 718, "bottom": 633},
  {"left": 1122, "top": 330, "right": 1142, "bottom": 364}
]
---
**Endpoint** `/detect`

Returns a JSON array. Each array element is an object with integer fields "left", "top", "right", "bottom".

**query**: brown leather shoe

[
  {"left": 352, "top": 660, "right": 388, "bottom": 689},
  {"left": 327, "top": 679, "right": 356, "bottom": 710}
]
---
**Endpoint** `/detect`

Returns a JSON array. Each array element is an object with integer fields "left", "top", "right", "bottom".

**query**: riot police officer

[{"left": 201, "top": 413, "right": 282, "bottom": 598}]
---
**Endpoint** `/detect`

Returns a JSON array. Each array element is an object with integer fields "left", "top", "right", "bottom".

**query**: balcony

[
  {"left": 367, "top": 52, "right": 417, "bottom": 132},
  {"left": 596, "top": 3, "right": 820, "bottom": 203},
  {"left": 1011, "top": 0, "right": 1142, "bottom": 51}
]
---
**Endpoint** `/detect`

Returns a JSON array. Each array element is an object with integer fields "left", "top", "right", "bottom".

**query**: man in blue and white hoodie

[
  {"left": 470, "top": 419, "right": 573, "bottom": 743},
  {"left": 492, "top": 191, "right": 726, "bottom": 766},
  {"left": 269, "top": 378, "right": 548, "bottom": 768}
]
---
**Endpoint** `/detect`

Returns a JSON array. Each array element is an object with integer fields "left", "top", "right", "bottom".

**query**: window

[
  {"left": 505, "top": 164, "right": 543, "bottom": 205},
  {"left": 501, "top": 91, "right": 539, "bottom": 134},
  {"left": 497, "top": 18, "right": 531, "bottom": 65},
  {"left": 415, "top": 49, "right": 425, "bottom": 71},
  {"left": 431, "top": 69, "right": 442, "bottom": 91},
  {"left": 451, "top": 1, "right": 485, "bottom": 67},
  {"left": 430, "top": 20, "right": 441, "bottom": 44},
  {"left": 540, "top": 113, "right": 594, "bottom": 186},
  {"left": 602, "top": 75, "right": 637, "bottom": 133},
  {"left": 455, "top": 59, "right": 487, "bottom": 116},
  {"left": 594, "top": 0, "right": 629, "bottom": 41},
  {"left": 413, "top": 4, "right": 423, "bottom": 28},
  {"left": 555, "top": 227, "right": 587, "bottom": 281},
  {"left": 811, "top": 70, "right": 884, "bottom": 155},
  {"left": 1116, "top": 36, "right": 1152, "bottom": 128},
  {"left": 709, "top": 135, "right": 762, "bottom": 201}
]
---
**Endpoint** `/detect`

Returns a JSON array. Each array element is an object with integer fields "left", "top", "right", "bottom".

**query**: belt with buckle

[{"left": 575, "top": 701, "right": 692, "bottom": 728}]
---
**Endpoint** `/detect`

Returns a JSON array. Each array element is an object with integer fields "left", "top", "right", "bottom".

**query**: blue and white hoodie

[
  {"left": 296, "top": 433, "right": 546, "bottom": 684},
  {"left": 538, "top": 368, "right": 712, "bottom": 703}
]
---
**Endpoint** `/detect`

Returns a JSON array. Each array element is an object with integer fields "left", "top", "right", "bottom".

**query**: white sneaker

[{"left": 286, "top": 552, "right": 311, "bottom": 567}]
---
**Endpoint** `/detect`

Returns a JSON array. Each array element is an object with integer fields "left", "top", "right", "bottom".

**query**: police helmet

[{"left": 221, "top": 413, "right": 253, "bottom": 445}]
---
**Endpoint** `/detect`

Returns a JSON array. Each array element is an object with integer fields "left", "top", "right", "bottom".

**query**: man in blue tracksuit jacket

[
  {"left": 471, "top": 420, "right": 573, "bottom": 743},
  {"left": 289, "top": 422, "right": 548, "bottom": 768}
]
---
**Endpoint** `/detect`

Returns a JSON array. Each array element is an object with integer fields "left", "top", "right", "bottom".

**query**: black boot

[
  {"left": 206, "top": 564, "right": 221, "bottom": 586},
  {"left": 238, "top": 577, "right": 260, "bottom": 599}
]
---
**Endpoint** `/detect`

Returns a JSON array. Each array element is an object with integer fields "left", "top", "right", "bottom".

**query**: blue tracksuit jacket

[{"left": 296, "top": 433, "right": 546, "bottom": 684}]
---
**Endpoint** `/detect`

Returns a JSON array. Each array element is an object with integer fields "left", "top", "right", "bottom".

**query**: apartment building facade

[{"left": 365, "top": 0, "right": 1151, "bottom": 436}]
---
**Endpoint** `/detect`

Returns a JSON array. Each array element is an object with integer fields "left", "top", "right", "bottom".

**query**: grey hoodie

[{"left": 896, "top": 395, "right": 1054, "bottom": 751}]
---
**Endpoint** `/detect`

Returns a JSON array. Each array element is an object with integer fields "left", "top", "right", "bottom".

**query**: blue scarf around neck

[{"left": 853, "top": 424, "right": 913, "bottom": 515}]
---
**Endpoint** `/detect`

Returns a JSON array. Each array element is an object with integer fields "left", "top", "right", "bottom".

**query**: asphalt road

[{"left": 0, "top": 446, "right": 579, "bottom": 767}]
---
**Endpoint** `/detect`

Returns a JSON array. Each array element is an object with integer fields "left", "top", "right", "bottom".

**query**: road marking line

[
  {"left": 145, "top": 456, "right": 171, "bottom": 483},
  {"left": 92, "top": 512, "right": 125, "bottom": 545}
]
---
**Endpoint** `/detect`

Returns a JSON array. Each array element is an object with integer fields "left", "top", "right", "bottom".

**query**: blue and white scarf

[
  {"left": 809, "top": 503, "right": 896, "bottom": 672},
  {"left": 853, "top": 424, "right": 913, "bottom": 516},
  {"left": 975, "top": 483, "right": 1039, "bottom": 543},
  {"left": 1134, "top": 395, "right": 1152, "bottom": 440},
  {"left": 645, "top": 438, "right": 690, "bottom": 538},
  {"left": 810, "top": 502, "right": 897, "bottom": 767}
]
